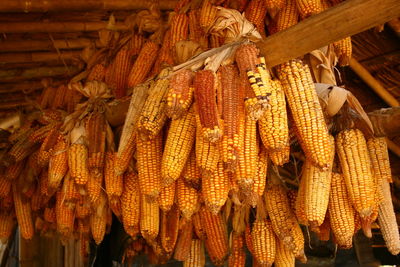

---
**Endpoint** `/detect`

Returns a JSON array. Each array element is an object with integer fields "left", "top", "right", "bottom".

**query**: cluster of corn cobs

[{"left": 0, "top": 0, "right": 397, "bottom": 266}]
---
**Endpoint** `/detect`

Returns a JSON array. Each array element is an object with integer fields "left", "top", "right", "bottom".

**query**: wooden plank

[
  {"left": 257, "top": 0, "right": 400, "bottom": 67},
  {"left": 0, "top": 38, "right": 102, "bottom": 52},
  {"left": 0, "top": 0, "right": 178, "bottom": 12},
  {"left": 368, "top": 107, "right": 400, "bottom": 138},
  {"left": 0, "top": 51, "right": 81, "bottom": 64},
  {"left": 0, "top": 65, "right": 82, "bottom": 82}
]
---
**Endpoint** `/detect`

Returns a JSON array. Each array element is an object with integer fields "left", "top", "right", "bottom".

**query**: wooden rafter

[
  {"left": 0, "top": 51, "right": 82, "bottom": 64},
  {"left": 0, "top": 38, "right": 102, "bottom": 52}
]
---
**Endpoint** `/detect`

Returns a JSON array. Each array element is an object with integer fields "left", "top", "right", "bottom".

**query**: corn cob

[
  {"left": 31, "top": 187, "right": 43, "bottom": 212},
  {"left": 228, "top": 233, "right": 246, "bottom": 267},
  {"left": 121, "top": 170, "right": 140, "bottom": 237},
  {"left": 251, "top": 219, "right": 276, "bottom": 266},
  {"left": 87, "top": 63, "right": 106, "bottom": 82},
  {"left": 244, "top": 0, "right": 268, "bottom": 36},
  {"left": 265, "top": 0, "right": 285, "bottom": 10},
  {"left": 177, "top": 178, "right": 199, "bottom": 219},
  {"left": 13, "top": 185, "right": 34, "bottom": 239},
  {"left": 378, "top": 179, "right": 400, "bottom": 255},
  {"left": 170, "top": 13, "right": 189, "bottom": 49},
  {"left": 200, "top": 207, "right": 229, "bottom": 266},
  {"left": 28, "top": 123, "right": 55, "bottom": 143},
  {"left": 200, "top": 0, "right": 218, "bottom": 30},
  {"left": 202, "top": 161, "right": 229, "bottom": 214},
  {"left": 251, "top": 148, "right": 268, "bottom": 199},
  {"left": 113, "top": 47, "right": 133, "bottom": 98},
  {"left": 314, "top": 215, "right": 331, "bottom": 241},
  {"left": 296, "top": 0, "right": 323, "bottom": 18},
  {"left": 328, "top": 173, "right": 355, "bottom": 248},
  {"left": 194, "top": 70, "right": 222, "bottom": 143},
  {"left": 275, "top": 0, "right": 299, "bottom": 32},
  {"left": 162, "top": 107, "right": 196, "bottom": 186},
  {"left": 166, "top": 70, "right": 194, "bottom": 119},
  {"left": 0, "top": 212, "right": 15, "bottom": 242},
  {"left": 128, "top": 34, "right": 146, "bottom": 56},
  {"left": 137, "top": 69, "right": 171, "bottom": 139},
  {"left": 76, "top": 195, "right": 91, "bottom": 219},
  {"left": 104, "top": 152, "right": 123, "bottom": 200},
  {"left": 152, "top": 30, "right": 174, "bottom": 75},
  {"left": 159, "top": 182, "right": 176, "bottom": 212},
  {"left": 183, "top": 239, "right": 206, "bottom": 267},
  {"left": 52, "top": 84, "right": 68, "bottom": 109},
  {"left": 90, "top": 193, "right": 108, "bottom": 245},
  {"left": 174, "top": 220, "right": 194, "bottom": 261},
  {"left": 258, "top": 79, "right": 289, "bottom": 154},
  {"left": 62, "top": 173, "right": 80, "bottom": 205},
  {"left": 367, "top": 136, "right": 392, "bottom": 184},
  {"left": 44, "top": 205, "right": 56, "bottom": 223},
  {"left": 295, "top": 175, "right": 308, "bottom": 225},
  {"left": 127, "top": 41, "right": 159, "bottom": 88},
  {"left": 161, "top": 206, "right": 180, "bottom": 253},
  {"left": 37, "top": 130, "right": 60, "bottom": 168},
  {"left": 38, "top": 170, "right": 49, "bottom": 200},
  {"left": 87, "top": 172, "right": 103, "bottom": 204},
  {"left": 336, "top": 129, "right": 375, "bottom": 218},
  {"left": 245, "top": 224, "right": 255, "bottom": 256},
  {"left": 183, "top": 149, "right": 202, "bottom": 189},
  {"left": 219, "top": 65, "right": 243, "bottom": 171},
  {"left": 277, "top": 60, "right": 330, "bottom": 169},
  {"left": 140, "top": 196, "right": 160, "bottom": 243},
  {"left": 56, "top": 190, "right": 75, "bottom": 239},
  {"left": 115, "top": 131, "right": 136, "bottom": 177},
  {"left": 0, "top": 192, "right": 13, "bottom": 213},
  {"left": 333, "top": 37, "right": 352, "bottom": 67},
  {"left": 193, "top": 212, "right": 207, "bottom": 240},
  {"left": 188, "top": 10, "right": 208, "bottom": 49},
  {"left": 8, "top": 134, "right": 38, "bottom": 163},
  {"left": 275, "top": 237, "right": 295, "bottom": 267},
  {"left": 48, "top": 135, "right": 68, "bottom": 191},
  {"left": 265, "top": 177, "right": 305, "bottom": 260},
  {"left": 209, "top": 35, "right": 224, "bottom": 49},
  {"left": 195, "top": 115, "right": 220, "bottom": 174},
  {"left": 137, "top": 132, "right": 162, "bottom": 202},
  {"left": 0, "top": 176, "right": 11, "bottom": 198},
  {"left": 68, "top": 143, "right": 90, "bottom": 185},
  {"left": 85, "top": 113, "right": 106, "bottom": 174}
]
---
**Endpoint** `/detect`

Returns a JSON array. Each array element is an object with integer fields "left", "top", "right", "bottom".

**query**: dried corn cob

[
  {"left": 137, "top": 69, "right": 171, "bottom": 139},
  {"left": 228, "top": 233, "right": 246, "bottom": 267},
  {"left": 314, "top": 214, "right": 331, "bottom": 241},
  {"left": 177, "top": 178, "right": 199, "bottom": 219},
  {"left": 62, "top": 173, "right": 80, "bottom": 205},
  {"left": 275, "top": 237, "right": 295, "bottom": 267},
  {"left": 90, "top": 193, "right": 108, "bottom": 245},
  {"left": 104, "top": 152, "right": 123, "bottom": 200},
  {"left": 336, "top": 129, "right": 375, "bottom": 218},
  {"left": 378, "top": 179, "right": 400, "bottom": 255},
  {"left": 182, "top": 149, "right": 201, "bottom": 189},
  {"left": 127, "top": 41, "right": 159, "bottom": 88},
  {"left": 200, "top": 207, "right": 229, "bottom": 266},
  {"left": 114, "top": 47, "right": 133, "bottom": 98},
  {"left": 37, "top": 130, "right": 60, "bottom": 168},
  {"left": 275, "top": 0, "right": 299, "bottom": 32},
  {"left": 328, "top": 173, "right": 355, "bottom": 249},
  {"left": 13, "top": 185, "right": 34, "bottom": 239},
  {"left": 296, "top": 0, "right": 323, "bottom": 18},
  {"left": 137, "top": 132, "right": 162, "bottom": 201},
  {"left": 121, "top": 171, "right": 140, "bottom": 238},
  {"left": 184, "top": 239, "right": 206, "bottom": 267},
  {"left": 265, "top": 0, "right": 285, "bottom": 10},
  {"left": 265, "top": 177, "right": 305, "bottom": 260},
  {"left": 115, "top": 131, "right": 136, "bottom": 177},
  {"left": 251, "top": 148, "right": 268, "bottom": 198},
  {"left": 277, "top": 60, "right": 330, "bottom": 169},
  {"left": 0, "top": 176, "right": 12, "bottom": 198},
  {"left": 68, "top": 143, "right": 90, "bottom": 185},
  {"left": 333, "top": 37, "right": 352, "bottom": 66},
  {"left": 56, "top": 191, "right": 75, "bottom": 239},
  {"left": 245, "top": 224, "right": 255, "bottom": 256},
  {"left": 174, "top": 220, "right": 193, "bottom": 261},
  {"left": 140, "top": 196, "right": 160, "bottom": 243},
  {"left": 162, "top": 107, "right": 196, "bottom": 186},
  {"left": 166, "top": 70, "right": 194, "bottom": 119},
  {"left": 202, "top": 161, "right": 229, "bottom": 214},
  {"left": 128, "top": 34, "right": 146, "bottom": 56},
  {"left": 76, "top": 196, "right": 91, "bottom": 219},
  {"left": 86, "top": 113, "right": 106, "bottom": 174},
  {"left": 0, "top": 212, "right": 15, "bottom": 242},
  {"left": 159, "top": 182, "right": 176, "bottom": 212},
  {"left": 244, "top": 0, "right": 268, "bottom": 36},
  {"left": 152, "top": 30, "right": 174, "bottom": 75},
  {"left": 87, "top": 63, "right": 106, "bottom": 82},
  {"left": 193, "top": 70, "right": 222, "bottom": 143},
  {"left": 4, "top": 160, "right": 24, "bottom": 181},
  {"left": 188, "top": 10, "right": 208, "bottom": 49},
  {"left": 87, "top": 172, "right": 103, "bottom": 204},
  {"left": 367, "top": 136, "right": 392, "bottom": 184},
  {"left": 8, "top": 134, "right": 38, "bottom": 163},
  {"left": 161, "top": 206, "right": 180, "bottom": 253},
  {"left": 193, "top": 212, "right": 207, "bottom": 240},
  {"left": 295, "top": 174, "right": 308, "bottom": 225},
  {"left": 251, "top": 220, "right": 276, "bottom": 266},
  {"left": 170, "top": 13, "right": 189, "bottom": 49},
  {"left": 199, "top": 0, "right": 218, "bottom": 30}
]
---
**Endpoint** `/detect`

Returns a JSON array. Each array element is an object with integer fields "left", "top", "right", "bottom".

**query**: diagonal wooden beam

[{"left": 257, "top": 0, "right": 400, "bottom": 67}]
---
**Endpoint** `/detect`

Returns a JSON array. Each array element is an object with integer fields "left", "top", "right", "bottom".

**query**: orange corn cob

[
  {"left": 152, "top": 30, "right": 174, "bottom": 75},
  {"left": 188, "top": 10, "right": 208, "bottom": 49},
  {"left": 140, "top": 196, "right": 160, "bottom": 243},
  {"left": 244, "top": 0, "right": 268, "bottom": 36},
  {"left": 275, "top": 0, "right": 299, "bottom": 32},
  {"left": 8, "top": 135, "right": 38, "bottom": 163},
  {"left": 265, "top": 0, "right": 285, "bottom": 10},
  {"left": 113, "top": 47, "right": 133, "bottom": 98},
  {"left": 367, "top": 137, "right": 392, "bottom": 184},
  {"left": 182, "top": 149, "right": 201, "bottom": 189},
  {"left": 170, "top": 13, "right": 189, "bottom": 49},
  {"left": 90, "top": 192, "right": 108, "bottom": 244},
  {"left": 38, "top": 170, "right": 49, "bottom": 199},
  {"left": 44, "top": 205, "right": 56, "bottom": 223},
  {"left": 162, "top": 107, "right": 196, "bottom": 186},
  {"left": 137, "top": 132, "right": 163, "bottom": 202},
  {"left": 228, "top": 233, "right": 246, "bottom": 267},
  {"left": 161, "top": 206, "right": 180, "bottom": 253},
  {"left": 37, "top": 130, "right": 60, "bottom": 168},
  {"left": 269, "top": 146, "right": 290, "bottom": 166},
  {"left": 115, "top": 131, "right": 136, "bottom": 176},
  {"left": 202, "top": 161, "right": 229, "bottom": 214},
  {"left": 177, "top": 177, "right": 199, "bottom": 219},
  {"left": 251, "top": 220, "right": 276, "bottom": 266},
  {"left": 184, "top": 239, "right": 206, "bottom": 267},
  {"left": 104, "top": 152, "right": 123, "bottom": 199},
  {"left": 87, "top": 172, "right": 103, "bottom": 204},
  {"left": 0, "top": 176, "right": 12, "bottom": 198},
  {"left": 121, "top": 171, "right": 140, "bottom": 237},
  {"left": 333, "top": 37, "right": 352, "bottom": 66},
  {"left": 245, "top": 224, "right": 255, "bottom": 256},
  {"left": 4, "top": 160, "right": 24, "bottom": 180},
  {"left": 209, "top": 35, "right": 224, "bottom": 48},
  {"left": 275, "top": 237, "right": 295, "bottom": 267},
  {"left": 314, "top": 215, "right": 331, "bottom": 241},
  {"left": 199, "top": 0, "right": 218, "bottom": 30},
  {"left": 193, "top": 212, "right": 207, "bottom": 240},
  {"left": 52, "top": 84, "right": 68, "bottom": 109},
  {"left": 159, "top": 182, "right": 176, "bottom": 212},
  {"left": 62, "top": 173, "right": 80, "bottom": 205},
  {"left": 86, "top": 113, "right": 106, "bottom": 174},
  {"left": 277, "top": 60, "right": 331, "bottom": 169},
  {"left": 200, "top": 207, "right": 229, "bottom": 266},
  {"left": 174, "top": 220, "right": 194, "bottom": 261},
  {"left": 251, "top": 148, "right": 268, "bottom": 199},
  {"left": 194, "top": 70, "right": 222, "bottom": 143},
  {"left": 76, "top": 195, "right": 91, "bottom": 219},
  {"left": 265, "top": 177, "right": 306, "bottom": 260},
  {"left": 328, "top": 172, "right": 355, "bottom": 248},
  {"left": 166, "top": 69, "right": 194, "bottom": 119},
  {"left": 295, "top": 175, "right": 308, "bottom": 225},
  {"left": 56, "top": 190, "right": 75, "bottom": 239},
  {"left": 336, "top": 129, "right": 375, "bottom": 218},
  {"left": 0, "top": 192, "right": 13, "bottom": 213},
  {"left": 13, "top": 185, "right": 34, "bottom": 239},
  {"left": 0, "top": 212, "right": 15, "bottom": 242},
  {"left": 28, "top": 123, "right": 55, "bottom": 143},
  {"left": 68, "top": 143, "right": 90, "bottom": 185},
  {"left": 128, "top": 34, "right": 146, "bottom": 56},
  {"left": 296, "top": 0, "right": 323, "bottom": 18},
  {"left": 87, "top": 62, "right": 106, "bottom": 82},
  {"left": 127, "top": 41, "right": 159, "bottom": 88}
]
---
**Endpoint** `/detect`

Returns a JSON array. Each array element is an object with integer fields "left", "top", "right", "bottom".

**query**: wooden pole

[
  {"left": 0, "top": 80, "right": 66, "bottom": 93},
  {"left": 0, "top": 21, "right": 128, "bottom": 33},
  {"left": 0, "top": 65, "right": 82, "bottom": 82},
  {"left": 0, "top": 38, "right": 102, "bottom": 52},
  {"left": 256, "top": 0, "right": 400, "bottom": 67},
  {"left": 349, "top": 58, "right": 400, "bottom": 107},
  {"left": 0, "top": 51, "right": 81, "bottom": 64},
  {"left": 368, "top": 107, "right": 400, "bottom": 138},
  {"left": 0, "top": 0, "right": 178, "bottom": 12}
]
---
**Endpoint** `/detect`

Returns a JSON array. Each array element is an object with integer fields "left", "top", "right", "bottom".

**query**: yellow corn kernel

[
  {"left": 121, "top": 171, "right": 140, "bottom": 238},
  {"left": 177, "top": 178, "right": 199, "bottom": 219},
  {"left": 333, "top": 37, "right": 352, "bottom": 67},
  {"left": 275, "top": 237, "right": 295, "bottom": 267},
  {"left": 159, "top": 182, "right": 176, "bottom": 212},
  {"left": 13, "top": 185, "right": 34, "bottom": 240},
  {"left": 251, "top": 220, "right": 276, "bottom": 266},
  {"left": 161, "top": 206, "right": 180, "bottom": 253},
  {"left": 140, "top": 196, "right": 160, "bottom": 243},
  {"left": 184, "top": 239, "right": 206, "bottom": 267},
  {"left": 275, "top": 0, "right": 299, "bottom": 32},
  {"left": 48, "top": 135, "right": 68, "bottom": 192},
  {"left": 174, "top": 220, "right": 194, "bottom": 261},
  {"left": 68, "top": 143, "right": 90, "bottom": 185}
]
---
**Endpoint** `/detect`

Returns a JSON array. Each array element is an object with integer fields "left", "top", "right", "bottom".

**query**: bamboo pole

[
  {"left": 0, "top": 21, "right": 128, "bottom": 33},
  {"left": 0, "top": 38, "right": 102, "bottom": 52},
  {"left": 0, "top": 65, "right": 82, "bottom": 82},
  {"left": 0, "top": 51, "right": 81, "bottom": 64},
  {"left": 0, "top": 0, "right": 178, "bottom": 12},
  {"left": 349, "top": 58, "right": 400, "bottom": 107}
]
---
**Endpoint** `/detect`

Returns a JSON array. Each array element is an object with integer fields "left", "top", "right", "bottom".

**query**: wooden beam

[
  {"left": 0, "top": 51, "right": 81, "bottom": 64},
  {"left": 0, "top": 38, "right": 102, "bottom": 52},
  {"left": 368, "top": 107, "right": 400, "bottom": 138},
  {"left": 256, "top": 0, "right": 400, "bottom": 67},
  {"left": 0, "top": 65, "right": 82, "bottom": 82},
  {"left": 0, "top": 21, "right": 128, "bottom": 33},
  {"left": 0, "top": 0, "right": 178, "bottom": 12}
]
